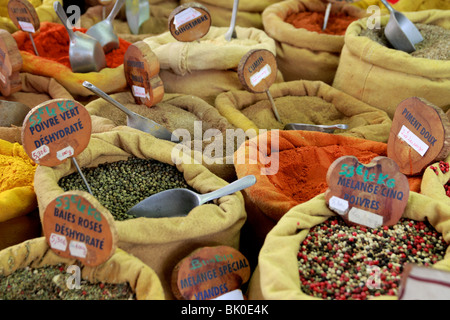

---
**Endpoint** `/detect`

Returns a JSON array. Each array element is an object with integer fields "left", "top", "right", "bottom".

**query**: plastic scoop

[
  {"left": 86, "top": 0, "right": 125, "bottom": 53},
  {"left": 380, "top": 0, "right": 423, "bottom": 53},
  {"left": 224, "top": 0, "right": 239, "bottom": 41},
  {"left": 82, "top": 81, "right": 177, "bottom": 142},
  {"left": 284, "top": 123, "right": 348, "bottom": 133},
  {"left": 128, "top": 175, "right": 257, "bottom": 218},
  {"left": 54, "top": 2, "right": 106, "bottom": 73}
]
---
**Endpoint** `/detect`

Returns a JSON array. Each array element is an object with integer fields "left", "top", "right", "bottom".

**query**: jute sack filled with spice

[
  {"left": 352, "top": 0, "right": 450, "bottom": 12},
  {"left": 0, "top": 0, "right": 61, "bottom": 33},
  {"left": 0, "top": 237, "right": 165, "bottom": 299},
  {"left": 180, "top": 0, "right": 283, "bottom": 29},
  {"left": 142, "top": 26, "right": 283, "bottom": 105},
  {"left": 12, "top": 22, "right": 131, "bottom": 97},
  {"left": 420, "top": 154, "right": 450, "bottom": 206},
  {"left": 262, "top": 0, "right": 366, "bottom": 84},
  {"left": 33, "top": 127, "right": 247, "bottom": 299},
  {"left": 85, "top": 92, "right": 239, "bottom": 182},
  {"left": 0, "top": 139, "right": 37, "bottom": 223},
  {"left": 234, "top": 130, "right": 422, "bottom": 270},
  {"left": 0, "top": 72, "right": 73, "bottom": 144},
  {"left": 332, "top": 10, "right": 450, "bottom": 119},
  {"left": 215, "top": 80, "right": 392, "bottom": 142},
  {"left": 246, "top": 192, "right": 450, "bottom": 300}
]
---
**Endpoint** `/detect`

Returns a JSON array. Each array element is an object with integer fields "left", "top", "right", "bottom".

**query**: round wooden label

[
  {"left": 237, "top": 49, "right": 278, "bottom": 93},
  {"left": 7, "top": 0, "right": 40, "bottom": 33},
  {"left": 43, "top": 191, "right": 118, "bottom": 267},
  {"left": 387, "top": 97, "right": 450, "bottom": 175},
  {"left": 0, "top": 29, "right": 22, "bottom": 97},
  {"left": 171, "top": 246, "right": 251, "bottom": 300},
  {"left": 21, "top": 99, "right": 92, "bottom": 167},
  {"left": 168, "top": 3, "right": 211, "bottom": 42},
  {"left": 325, "top": 156, "right": 410, "bottom": 228},
  {"left": 123, "top": 41, "right": 164, "bottom": 107}
]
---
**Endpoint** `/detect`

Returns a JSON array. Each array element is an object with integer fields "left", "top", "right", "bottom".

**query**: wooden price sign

[
  {"left": 0, "top": 29, "right": 22, "bottom": 97},
  {"left": 168, "top": 2, "right": 211, "bottom": 42},
  {"left": 387, "top": 97, "right": 450, "bottom": 176},
  {"left": 237, "top": 49, "right": 281, "bottom": 122},
  {"left": 171, "top": 246, "right": 251, "bottom": 300},
  {"left": 21, "top": 99, "right": 92, "bottom": 167},
  {"left": 325, "top": 156, "right": 409, "bottom": 228},
  {"left": 123, "top": 41, "right": 164, "bottom": 107},
  {"left": 43, "top": 191, "right": 118, "bottom": 267},
  {"left": 8, "top": 0, "right": 40, "bottom": 56}
]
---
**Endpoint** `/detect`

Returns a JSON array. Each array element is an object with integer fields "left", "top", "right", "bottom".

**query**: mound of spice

[
  {"left": 298, "top": 217, "right": 448, "bottom": 300},
  {"left": 360, "top": 23, "right": 450, "bottom": 60},
  {"left": 58, "top": 157, "right": 192, "bottom": 221},
  {"left": 0, "top": 264, "right": 134, "bottom": 300},
  {"left": 15, "top": 22, "right": 131, "bottom": 69},
  {"left": 285, "top": 10, "right": 357, "bottom": 35}
]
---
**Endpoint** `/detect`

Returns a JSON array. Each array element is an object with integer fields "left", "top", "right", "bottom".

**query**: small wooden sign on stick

[
  {"left": 8, "top": 0, "right": 40, "bottom": 56},
  {"left": 168, "top": 2, "right": 212, "bottom": 42},
  {"left": 0, "top": 29, "right": 22, "bottom": 96},
  {"left": 387, "top": 97, "right": 450, "bottom": 176},
  {"left": 43, "top": 190, "right": 118, "bottom": 267},
  {"left": 123, "top": 41, "right": 164, "bottom": 108},
  {"left": 325, "top": 156, "right": 410, "bottom": 228},
  {"left": 237, "top": 49, "right": 282, "bottom": 123}
]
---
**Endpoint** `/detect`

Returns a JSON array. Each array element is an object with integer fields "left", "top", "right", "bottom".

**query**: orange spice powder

[{"left": 285, "top": 11, "right": 357, "bottom": 35}]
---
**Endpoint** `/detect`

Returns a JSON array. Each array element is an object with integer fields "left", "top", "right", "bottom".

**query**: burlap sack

[
  {"left": 180, "top": 0, "right": 283, "bottom": 29},
  {"left": 0, "top": 0, "right": 61, "bottom": 33},
  {"left": 0, "top": 73, "right": 73, "bottom": 144},
  {"left": 352, "top": 0, "right": 450, "bottom": 12},
  {"left": 420, "top": 154, "right": 450, "bottom": 206},
  {"left": 142, "top": 26, "right": 284, "bottom": 105},
  {"left": 215, "top": 80, "right": 392, "bottom": 142},
  {"left": 12, "top": 22, "right": 128, "bottom": 97},
  {"left": 0, "top": 237, "right": 165, "bottom": 299},
  {"left": 262, "top": 0, "right": 366, "bottom": 84},
  {"left": 332, "top": 10, "right": 450, "bottom": 119},
  {"left": 247, "top": 192, "right": 450, "bottom": 300},
  {"left": 234, "top": 130, "right": 422, "bottom": 271},
  {"left": 85, "top": 92, "right": 238, "bottom": 181},
  {"left": 33, "top": 127, "right": 247, "bottom": 299}
]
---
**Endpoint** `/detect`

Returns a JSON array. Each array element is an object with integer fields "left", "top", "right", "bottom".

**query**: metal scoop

[
  {"left": 284, "top": 123, "right": 348, "bottom": 133},
  {"left": 128, "top": 175, "right": 257, "bottom": 218},
  {"left": 322, "top": 2, "right": 332, "bottom": 31},
  {"left": 86, "top": 0, "right": 125, "bottom": 53},
  {"left": 224, "top": 0, "right": 239, "bottom": 41},
  {"left": 82, "top": 81, "right": 178, "bottom": 142},
  {"left": 54, "top": 2, "right": 106, "bottom": 73},
  {"left": 126, "top": 0, "right": 150, "bottom": 35},
  {"left": 380, "top": 0, "right": 423, "bottom": 53}
]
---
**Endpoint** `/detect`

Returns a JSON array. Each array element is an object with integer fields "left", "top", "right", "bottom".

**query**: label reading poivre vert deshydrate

[
  {"left": 21, "top": 99, "right": 92, "bottom": 167},
  {"left": 43, "top": 191, "right": 117, "bottom": 267},
  {"left": 325, "top": 156, "right": 409, "bottom": 228}
]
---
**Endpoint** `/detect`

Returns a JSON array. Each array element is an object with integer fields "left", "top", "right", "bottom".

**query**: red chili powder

[
  {"left": 285, "top": 11, "right": 357, "bottom": 35},
  {"left": 16, "top": 22, "right": 131, "bottom": 69}
]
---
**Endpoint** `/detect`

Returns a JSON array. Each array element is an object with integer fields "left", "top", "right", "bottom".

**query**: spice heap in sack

[
  {"left": 0, "top": 237, "right": 165, "bottom": 300},
  {"left": 332, "top": 10, "right": 450, "bottom": 119},
  {"left": 420, "top": 155, "right": 450, "bottom": 206},
  {"left": 0, "top": 139, "right": 37, "bottom": 223},
  {"left": 247, "top": 192, "right": 450, "bottom": 300},
  {"left": 262, "top": 0, "right": 366, "bottom": 83},
  {"left": 12, "top": 22, "right": 130, "bottom": 97}
]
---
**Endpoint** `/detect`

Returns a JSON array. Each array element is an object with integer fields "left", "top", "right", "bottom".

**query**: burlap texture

[
  {"left": 214, "top": 80, "right": 392, "bottom": 142},
  {"left": 262, "top": 0, "right": 366, "bottom": 84},
  {"left": 85, "top": 92, "right": 238, "bottom": 181},
  {"left": 332, "top": 10, "right": 450, "bottom": 119},
  {"left": 0, "top": 237, "right": 165, "bottom": 300},
  {"left": 352, "top": 0, "right": 450, "bottom": 12},
  {"left": 180, "top": 0, "right": 283, "bottom": 29},
  {"left": 247, "top": 192, "right": 450, "bottom": 300},
  {"left": 142, "top": 26, "right": 283, "bottom": 105},
  {"left": 420, "top": 153, "right": 450, "bottom": 206},
  {"left": 33, "top": 127, "right": 247, "bottom": 299},
  {"left": 0, "top": 72, "right": 73, "bottom": 144}
]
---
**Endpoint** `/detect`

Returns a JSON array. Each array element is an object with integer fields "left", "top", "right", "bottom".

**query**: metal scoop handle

[
  {"left": 224, "top": 0, "right": 239, "bottom": 41},
  {"left": 198, "top": 175, "right": 256, "bottom": 204},
  {"left": 106, "top": 0, "right": 125, "bottom": 23},
  {"left": 82, "top": 81, "right": 137, "bottom": 118},
  {"left": 54, "top": 1, "right": 75, "bottom": 40},
  {"left": 379, "top": 0, "right": 395, "bottom": 13}
]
